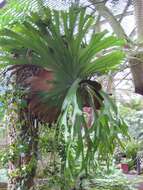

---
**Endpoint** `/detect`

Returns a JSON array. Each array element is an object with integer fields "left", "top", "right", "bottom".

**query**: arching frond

[
  {"left": 0, "top": 0, "right": 71, "bottom": 28},
  {"left": 0, "top": 5, "right": 128, "bottom": 177}
]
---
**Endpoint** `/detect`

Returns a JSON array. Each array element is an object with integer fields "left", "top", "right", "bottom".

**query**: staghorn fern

[
  {"left": 0, "top": 0, "right": 71, "bottom": 28},
  {"left": 0, "top": 4, "right": 129, "bottom": 186}
]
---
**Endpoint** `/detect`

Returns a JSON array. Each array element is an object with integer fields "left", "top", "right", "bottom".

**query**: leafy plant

[
  {"left": 77, "top": 169, "right": 136, "bottom": 190},
  {"left": 0, "top": 3, "right": 129, "bottom": 189},
  {"left": 119, "top": 100, "right": 143, "bottom": 140},
  {"left": 0, "top": 0, "right": 70, "bottom": 29},
  {"left": 125, "top": 139, "right": 139, "bottom": 159},
  {"left": 0, "top": 149, "right": 8, "bottom": 168}
]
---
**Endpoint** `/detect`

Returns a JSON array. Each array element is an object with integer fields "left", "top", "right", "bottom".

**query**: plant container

[{"left": 121, "top": 163, "right": 129, "bottom": 174}]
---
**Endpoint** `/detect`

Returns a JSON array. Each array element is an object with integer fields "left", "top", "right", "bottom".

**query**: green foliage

[
  {"left": 36, "top": 168, "right": 136, "bottom": 190},
  {"left": 0, "top": 0, "right": 58, "bottom": 28},
  {"left": 0, "top": 4, "right": 129, "bottom": 189},
  {"left": 0, "top": 95, "right": 6, "bottom": 121},
  {"left": 119, "top": 103, "right": 143, "bottom": 140},
  {"left": 0, "top": 149, "right": 8, "bottom": 168},
  {"left": 125, "top": 139, "right": 139, "bottom": 159},
  {"left": 37, "top": 124, "right": 130, "bottom": 190},
  {"left": 38, "top": 126, "right": 61, "bottom": 176},
  {"left": 79, "top": 169, "right": 136, "bottom": 190},
  {"left": 0, "top": 87, "right": 40, "bottom": 189}
]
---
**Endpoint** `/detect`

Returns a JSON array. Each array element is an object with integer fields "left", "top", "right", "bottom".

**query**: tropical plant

[
  {"left": 119, "top": 103, "right": 143, "bottom": 140},
  {"left": 0, "top": 0, "right": 71, "bottom": 29},
  {"left": 0, "top": 4, "right": 128, "bottom": 190}
]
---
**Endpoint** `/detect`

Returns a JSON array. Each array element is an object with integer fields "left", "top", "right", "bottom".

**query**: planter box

[{"left": 121, "top": 163, "right": 129, "bottom": 174}]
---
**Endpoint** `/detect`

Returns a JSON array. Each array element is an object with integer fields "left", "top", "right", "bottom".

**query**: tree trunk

[
  {"left": 130, "top": 53, "right": 143, "bottom": 95},
  {"left": 133, "top": 0, "right": 143, "bottom": 40},
  {"left": 7, "top": 65, "right": 42, "bottom": 190},
  {"left": 6, "top": 63, "right": 59, "bottom": 190},
  {"left": 8, "top": 102, "right": 39, "bottom": 190},
  {"left": 130, "top": 0, "right": 143, "bottom": 95}
]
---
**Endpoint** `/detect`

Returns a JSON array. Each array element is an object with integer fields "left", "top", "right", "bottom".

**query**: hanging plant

[{"left": 0, "top": 4, "right": 129, "bottom": 189}]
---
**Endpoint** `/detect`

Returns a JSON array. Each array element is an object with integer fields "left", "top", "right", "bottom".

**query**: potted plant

[{"left": 120, "top": 158, "right": 131, "bottom": 174}]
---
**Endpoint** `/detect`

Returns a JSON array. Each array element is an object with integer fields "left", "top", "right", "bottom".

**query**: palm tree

[{"left": 0, "top": 5, "right": 128, "bottom": 190}]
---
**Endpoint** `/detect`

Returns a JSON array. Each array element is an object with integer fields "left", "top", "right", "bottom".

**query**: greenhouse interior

[{"left": 1, "top": 0, "right": 143, "bottom": 190}]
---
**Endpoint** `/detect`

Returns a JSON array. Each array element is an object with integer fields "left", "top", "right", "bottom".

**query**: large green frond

[{"left": 0, "top": 5, "right": 128, "bottom": 177}]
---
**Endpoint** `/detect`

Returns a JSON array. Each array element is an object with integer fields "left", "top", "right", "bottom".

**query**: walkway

[{"left": 126, "top": 174, "right": 143, "bottom": 190}]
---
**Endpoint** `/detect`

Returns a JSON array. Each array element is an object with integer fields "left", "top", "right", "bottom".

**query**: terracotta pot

[{"left": 121, "top": 163, "right": 129, "bottom": 174}]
